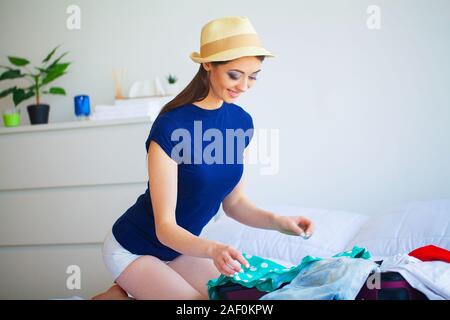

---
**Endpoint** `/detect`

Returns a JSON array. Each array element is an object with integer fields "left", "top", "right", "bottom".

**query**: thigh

[
  {"left": 167, "top": 255, "right": 221, "bottom": 299},
  {"left": 116, "top": 255, "right": 205, "bottom": 300}
]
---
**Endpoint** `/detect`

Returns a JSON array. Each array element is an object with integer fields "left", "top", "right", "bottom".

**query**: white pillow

[
  {"left": 200, "top": 204, "right": 369, "bottom": 265},
  {"left": 346, "top": 199, "right": 450, "bottom": 257}
]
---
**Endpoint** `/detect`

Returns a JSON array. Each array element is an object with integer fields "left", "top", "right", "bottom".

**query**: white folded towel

[
  {"left": 91, "top": 103, "right": 161, "bottom": 121},
  {"left": 90, "top": 111, "right": 151, "bottom": 121}
]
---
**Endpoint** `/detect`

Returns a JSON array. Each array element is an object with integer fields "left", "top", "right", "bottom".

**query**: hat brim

[{"left": 190, "top": 46, "right": 275, "bottom": 63}]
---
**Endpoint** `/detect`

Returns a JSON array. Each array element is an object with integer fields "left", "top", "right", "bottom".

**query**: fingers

[
  {"left": 220, "top": 258, "right": 238, "bottom": 277},
  {"left": 305, "top": 221, "right": 315, "bottom": 235},
  {"left": 300, "top": 217, "right": 314, "bottom": 239},
  {"left": 216, "top": 248, "right": 250, "bottom": 277},
  {"left": 225, "top": 255, "right": 242, "bottom": 272},
  {"left": 213, "top": 259, "right": 234, "bottom": 277},
  {"left": 294, "top": 216, "right": 314, "bottom": 238},
  {"left": 229, "top": 250, "right": 250, "bottom": 269},
  {"left": 291, "top": 221, "right": 306, "bottom": 236},
  {"left": 221, "top": 256, "right": 242, "bottom": 277}
]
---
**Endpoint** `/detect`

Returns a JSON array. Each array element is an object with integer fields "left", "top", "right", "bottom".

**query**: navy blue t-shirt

[{"left": 112, "top": 101, "right": 254, "bottom": 261}]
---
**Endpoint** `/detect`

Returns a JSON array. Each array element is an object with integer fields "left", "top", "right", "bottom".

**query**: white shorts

[{"left": 102, "top": 229, "right": 170, "bottom": 281}]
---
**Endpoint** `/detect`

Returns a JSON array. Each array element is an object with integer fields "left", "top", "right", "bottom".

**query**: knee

[
  {"left": 91, "top": 284, "right": 131, "bottom": 300},
  {"left": 200, "top": 293, "right": 209, "bottom": 300}
]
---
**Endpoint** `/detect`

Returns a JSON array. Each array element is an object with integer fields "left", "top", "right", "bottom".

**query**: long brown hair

[{"left": 158, "top": 56, "right": 265, "bottom": 116}]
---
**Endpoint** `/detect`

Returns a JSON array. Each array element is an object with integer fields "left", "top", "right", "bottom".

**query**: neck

[{"left": 194, "top": 92, "right": 224, "bottom": 110}]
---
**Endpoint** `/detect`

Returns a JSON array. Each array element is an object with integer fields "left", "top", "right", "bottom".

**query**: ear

[{"left": 202, "top": 62, "right": 212, "bottom": 72}]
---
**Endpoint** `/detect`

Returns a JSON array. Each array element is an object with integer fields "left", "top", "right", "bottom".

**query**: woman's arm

[
  {"left": 148, "top": 140, "right": 217, "bottom": 258},
  {"left": 222, "top": 176, "right": 315, "bottom": 236},
  {"left": 222, "top": 176, "right": 277, "bottom": 230}
]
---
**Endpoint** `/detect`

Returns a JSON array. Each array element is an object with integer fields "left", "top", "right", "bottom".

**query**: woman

[{"left": 92, "top": 16, "right": 314, "bottom": 300}]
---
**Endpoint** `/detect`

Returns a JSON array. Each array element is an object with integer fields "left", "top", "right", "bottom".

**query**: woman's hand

[
  {"left": 208, "top": 243, "right": 250, "bottom": 277},
  {"left": 274, "top": 215, "right": 315, "bottom": 238}
]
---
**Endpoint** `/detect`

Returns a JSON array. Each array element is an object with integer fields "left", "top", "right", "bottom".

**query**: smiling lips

[{"left": 227, "top": 89, "right": 240, "bottom": 98}]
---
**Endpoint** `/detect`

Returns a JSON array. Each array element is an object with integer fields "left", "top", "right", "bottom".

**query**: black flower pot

[{"left": 27, "top": 104, "right": 50, "bottom": 125}]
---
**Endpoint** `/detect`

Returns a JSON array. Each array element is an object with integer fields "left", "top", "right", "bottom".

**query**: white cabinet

[{"left": 0, "top": 116, "right": 153, "bottom": 299}]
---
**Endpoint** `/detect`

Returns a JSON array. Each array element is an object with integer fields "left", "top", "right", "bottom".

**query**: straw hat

[{"left": 190, "top": 16, "right": 275, "bottom": 63}]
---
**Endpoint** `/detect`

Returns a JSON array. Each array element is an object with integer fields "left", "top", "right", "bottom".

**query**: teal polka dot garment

[
  {"left": 207, "top": 246, "right": 372, "bottom": 300},
  {"left": 207, "top": 253, "right": 301, "bottom": 300}
]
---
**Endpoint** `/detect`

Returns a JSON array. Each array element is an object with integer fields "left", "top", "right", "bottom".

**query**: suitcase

[
  {"left": 355, "top": 271, "right": 428, "bottom": 300},
  {"left": 214, "top": 262, "right": 428, "bottom": 300}
]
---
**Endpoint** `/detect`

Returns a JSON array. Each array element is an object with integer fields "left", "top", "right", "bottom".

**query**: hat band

[{"left": 200, "top": 33, "right": 262, "bottom": 58}]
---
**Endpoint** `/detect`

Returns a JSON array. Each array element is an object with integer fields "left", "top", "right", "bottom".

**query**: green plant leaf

[
  {"left": 0, "top": 87, "right": 16, "bottom": 98},
  {"left": 42, "top": 71, "right": 67, "bottom": 86},
  {"left": 46, "top": 52, "right": 68, "bottom": 70},
  {"left": 0, "top": 69, "right": 23, "bottom": 81},
  {"left": 42, "top": 63, "right": 70, "bottom": 85},
  {"left": 48, "top": 62, "right": 70, "bottom": 74},
  {"left": 46, "top": 87, "right": 66, "bottom": 95},
  {"left": 12, "top": 88, "right": 35, "bottom": 106},
  {"left": 0, "top": 69, "right": 21, "bottom": 80},
  {"left": 8, "top": 56, "right": 30, "bottom": 67},
  {"left": 42, "top": 45, "right": 61, "bottom": 64}
]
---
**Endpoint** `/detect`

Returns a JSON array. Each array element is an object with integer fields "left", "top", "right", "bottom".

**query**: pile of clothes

[{"left": 207, "top": 245, "right": 450, "bottom": 300}]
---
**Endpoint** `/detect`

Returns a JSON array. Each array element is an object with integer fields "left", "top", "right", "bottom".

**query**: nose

[{"left": 236, "top": 77, "right": 249, "bottom": 92}]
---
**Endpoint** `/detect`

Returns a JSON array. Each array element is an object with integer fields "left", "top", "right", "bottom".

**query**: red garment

[{"left": 409, "top": 245, "right": 450, "bottom": 263}]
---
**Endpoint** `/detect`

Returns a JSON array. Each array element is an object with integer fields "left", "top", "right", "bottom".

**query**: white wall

[
  {"left": 1, "top": 0, "right": 449, "bottom": 215},
  {"left": 0, "top": 0, "right": 449, "bottom": 298}
]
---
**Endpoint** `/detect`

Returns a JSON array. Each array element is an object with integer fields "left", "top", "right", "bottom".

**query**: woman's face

[{"left": 202, "top": 56, "right": 262, "bottom": 103}]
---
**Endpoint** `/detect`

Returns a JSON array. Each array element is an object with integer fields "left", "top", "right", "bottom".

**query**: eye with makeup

[{"left": 227, "top": 71, "right": 258, "bottom": 81}]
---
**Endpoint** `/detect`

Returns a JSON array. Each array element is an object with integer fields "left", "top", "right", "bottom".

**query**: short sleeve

[
  {"left": 244, "top": 111, "right": 254, "bottom": 149},
  {"left": 145, "top": 114, "right": 178, "bottom": 158}
]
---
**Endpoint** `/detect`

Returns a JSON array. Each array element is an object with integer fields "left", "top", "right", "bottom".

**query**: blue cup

[{"left": 74, "top": 95, "right": 91, "bottom": 118}]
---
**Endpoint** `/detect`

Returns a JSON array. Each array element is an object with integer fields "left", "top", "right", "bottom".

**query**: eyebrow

[{"left": 229, "top": 69, "right": 262, "bottom": 75}]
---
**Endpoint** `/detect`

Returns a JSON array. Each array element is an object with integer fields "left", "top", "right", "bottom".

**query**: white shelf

[
  {"left": 0, "top": 116, "right": 153, "bottom": 135},
  {"left": 0, "top": 95, "right": 174, "bottom": 135}
]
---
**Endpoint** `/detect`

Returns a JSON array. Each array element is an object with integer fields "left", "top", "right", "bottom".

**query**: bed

[{"left": 199, "top": 199, "right": 450, "bottom": 299}]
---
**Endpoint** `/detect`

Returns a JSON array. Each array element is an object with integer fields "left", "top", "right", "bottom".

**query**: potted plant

[
  {"left": 165, "top": 73, "right": 179, "bottom": 95},
  {"left": 0, "top": 45, "right": 71, "bottom": 126}
]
